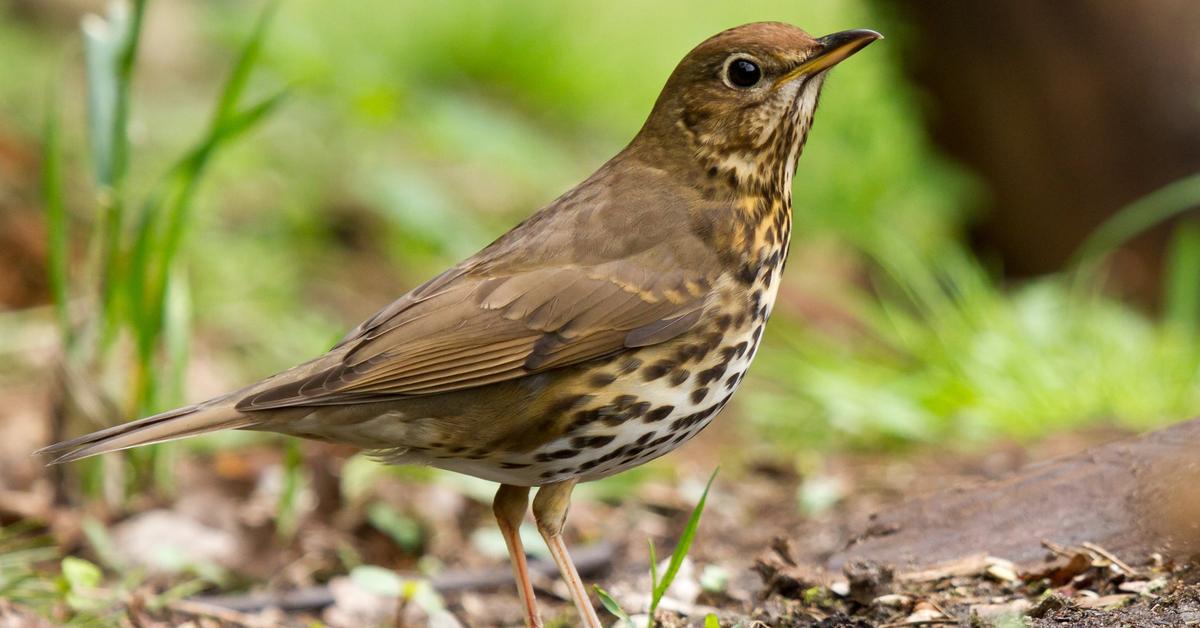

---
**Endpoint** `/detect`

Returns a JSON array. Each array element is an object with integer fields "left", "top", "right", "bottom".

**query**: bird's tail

[{"left": 37, "top": 394, "right": 257, "bottom": 464}]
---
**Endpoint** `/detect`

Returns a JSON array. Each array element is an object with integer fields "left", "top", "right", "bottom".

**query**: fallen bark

[{"left": 829, "top": 417, "right": 1200, "bottom": 572}]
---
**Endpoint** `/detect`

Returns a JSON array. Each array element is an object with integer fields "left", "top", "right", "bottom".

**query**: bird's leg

[
  {"left": 493, "top": 484, "right": 542, "bottom": 628},
  {"left": 532, "top": 479, "right": 602, "bottom": 628}
]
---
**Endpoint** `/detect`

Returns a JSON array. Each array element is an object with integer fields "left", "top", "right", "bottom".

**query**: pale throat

[{"left": 713, "top": 77, "right": 822, "bottom": 200}]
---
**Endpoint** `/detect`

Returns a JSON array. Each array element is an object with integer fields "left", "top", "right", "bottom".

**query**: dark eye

[{"left": 726, "top": 58, "right": 762, "bottom": 88}]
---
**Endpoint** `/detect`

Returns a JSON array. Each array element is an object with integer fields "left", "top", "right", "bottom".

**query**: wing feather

[{"left": 235, "top": 168, "right": 726, "bottom": 411}]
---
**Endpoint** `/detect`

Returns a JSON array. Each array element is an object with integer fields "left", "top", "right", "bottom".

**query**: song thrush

[{"left": 42, "top": 22, "right": 880, "bottom": 627}]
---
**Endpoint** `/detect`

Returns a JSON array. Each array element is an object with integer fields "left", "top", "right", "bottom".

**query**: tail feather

[{"left": 37, "top": 396, "right": 256, "bottom": 464}]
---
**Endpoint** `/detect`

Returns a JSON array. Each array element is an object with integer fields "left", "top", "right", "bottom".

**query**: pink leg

[
  {"left": 533, "top": 479, "right": 602, "bottom": 628},
  {"left": 493, "top": 484, "right": 542, "bottom": 628}
]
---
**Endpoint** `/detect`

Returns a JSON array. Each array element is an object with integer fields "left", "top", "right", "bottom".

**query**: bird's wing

[{"left": 236, "top": 252, "right": 714, "bottom": 410}]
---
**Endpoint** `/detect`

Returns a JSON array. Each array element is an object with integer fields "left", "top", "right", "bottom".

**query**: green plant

[
  {"left": 596, "top": 469, "right": 718, "bottom": 628},
  {"left": 44, "top": 0, "right": 285, "bottom": 499}
]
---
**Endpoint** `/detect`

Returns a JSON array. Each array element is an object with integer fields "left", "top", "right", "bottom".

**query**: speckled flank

[{"left": 401, "top": 210, "right": 789, "bottom": 487}]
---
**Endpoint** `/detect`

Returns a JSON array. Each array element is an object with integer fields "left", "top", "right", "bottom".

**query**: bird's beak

[{"left": 774, "top": 29, "right": 883, "bottom": 88}]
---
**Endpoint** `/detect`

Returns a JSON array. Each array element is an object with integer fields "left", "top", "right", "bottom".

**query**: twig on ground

[
  {"left": 164, "top": 599, "right": 273, "bottom": 627},
  {"left": 1081, "top": 542, "right": 1137, "bottom": 576},
  {"left": 189, "top": 541, "right": 616, "bottom": 613},
  {"left": 878, "top": 619, "right": 958, "bottom": 628}
]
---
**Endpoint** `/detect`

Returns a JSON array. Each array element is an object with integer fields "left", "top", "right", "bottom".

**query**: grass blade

[
  {"left": 211, "top": 0, "right": 278, "bottom": 127},
  {"left": 1164, "top": 221, "right": 1200, "bottom": 333},
  {"left": 650, "top": 468, "right": 718, "bottom": 622},
  {"left": 594, "top": 585, "right": 634, "bottom": 627},
  {"left": 647, "top": 538, "right": 659, "bottom": 590},
  {"left": 42, "top": 86, "right": 70, "bottom": 342},
  {"left": 1072, "top": 173, "right": 1200, "bottom": 270}
]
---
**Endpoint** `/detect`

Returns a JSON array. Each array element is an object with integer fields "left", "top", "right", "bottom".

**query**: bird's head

[{"left": 634, "top": 22, "right": 881, "bottom": 194}]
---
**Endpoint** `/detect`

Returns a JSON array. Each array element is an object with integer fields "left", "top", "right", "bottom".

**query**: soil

[{"left": 3, "top": 415, "right": 1199, "bottom": 627}]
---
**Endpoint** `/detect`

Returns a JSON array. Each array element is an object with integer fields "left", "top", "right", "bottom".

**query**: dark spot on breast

[
  {"left": 501, "top": 462, "right": 531, "bottom": 469},
  {"left": 597, "top": 445, "right": 631, "bottom": 464},
  {"left": 570, "top": 408, "right": 601, "bottom": 430},
  {"left": 637, "top": 431, "right": 657, "bottom": 445},
  {"left": 691, "top": 387, "right": 709, "bottom": 404},
  {"left": 535, "top": 448, "right": 580, "bottom": 462},
  {"left": 642, "top": 360, "right": 676, "bottom": 382},
  {"left": 548, "top": 394, "right": 594, "bottom": 416},
  {"left": 649, "top": 434, "right": 673, "bottom": 448},
  {"left": 612, "top": 394, "right": 638, "bottom": 408},
  {"left": 592, "top": 397, "right": 651, "bottom": 427},
  {"left": 673, "top": 344, "right": 700, "bottom": 363},
  {"left": 645, "top": 406, "right": 674, "bottom": 423},
  {"left": 725, "top": 372, "right": 742, "bottom": 390},
  {"left": 697, "top": 363, "right": 728, "bottom": 386},
  {"left": 589, "top": 372, "right": 616, "bottom": 387},
  {"left": 616, "top": 357, "right": 643, "bottom": 375},
  {"left": 736, "top": 263, "right": 758, "bottom": 285},
  {"left": 694, "top": 332, "right": 722, "bottom": 360},
  {"left": 747, "top": 292, "right": 764, "bottom": 321},
  {"left": 669, "top": 369, "right": 690, "bottom": 386},
  {"left": 571, "top": 434, "right": 616, "bottom": 449},
  {"left": 708, "top": 166, "right": 718, "bottom": 178},
  {"left": 715, "top": 314, "right": 732, "bottom": 331}
]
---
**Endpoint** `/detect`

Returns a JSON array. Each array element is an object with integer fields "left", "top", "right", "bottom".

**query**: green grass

[
  {"left": 748, "top": 176, "right": 1200, "bottom": 452},
  {"left": 597, "top": 469, "right": 718, "bottom": 627},
  {"left": 44, "top": 0, "right": 284, "bottom": 501}
]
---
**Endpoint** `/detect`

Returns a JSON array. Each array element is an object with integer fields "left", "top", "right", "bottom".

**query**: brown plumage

[{"left": 41, "top": 22, "right": 880, "bottom": 627}]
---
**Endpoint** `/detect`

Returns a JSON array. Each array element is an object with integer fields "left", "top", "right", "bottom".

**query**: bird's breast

[{"left": 435, "top": 247, "right": 789, "bottom": 487}]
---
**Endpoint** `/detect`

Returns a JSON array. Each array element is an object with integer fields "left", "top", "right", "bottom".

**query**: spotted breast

[{"left": 414, "top": 209, "right": 790, "bottom": 487}]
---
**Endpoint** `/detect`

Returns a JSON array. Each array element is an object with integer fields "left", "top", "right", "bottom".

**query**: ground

[{"left": 3, "top": 415, "right": 1198, "bottom": 627}]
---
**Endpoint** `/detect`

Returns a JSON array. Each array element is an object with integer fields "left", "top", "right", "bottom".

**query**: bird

[{"left": 40, "top": 22, "right": 880, "bottom": 628}]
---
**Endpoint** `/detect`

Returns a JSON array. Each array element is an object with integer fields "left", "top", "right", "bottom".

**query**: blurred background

[{"left": 0, "top": 0, "right": 1198, "bottom": 625}]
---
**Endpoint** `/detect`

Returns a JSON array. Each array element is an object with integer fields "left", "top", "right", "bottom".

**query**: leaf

[
  {"left": 1072, "top": 173, "right": 1200, "bottom": 270},
  {"left": 366, "top": 503, "right": 424, "bottom": 552},
  {"left": 210, "top": 0, "right": 278, "bottom": 127},
  {"left": 1164, "top": 221, "right": 1200, "bottom": 333},
  {"left": 652, "top": 468, "right": 718, "bottom": 607},
  {"left": 81, "top": 516, "right": 126, "bottom": 572},
  {"left": 647, "top": 538, "right": 659, "bottom": 590},
  {"left": 704, "top": 613, "right": 721, "bottom": 628},
  {"left": 276, "top": 438, "right": 303, "bottom": 540},
  {"left": 594, "top": 585, "right": 633, "bottom": 626},
  {"left": 349, "top": 565, "right": 404, "bottom": 597},
  {"left": 41, "top": 84, "right": 69, "bottom": 342},
  {"left": 61, "top": 557, "right": 102, "bottom": 590}
]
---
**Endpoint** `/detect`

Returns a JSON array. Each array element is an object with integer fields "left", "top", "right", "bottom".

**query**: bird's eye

[{"left": 725, "top": 57, "right": 762, "bottom": 88}]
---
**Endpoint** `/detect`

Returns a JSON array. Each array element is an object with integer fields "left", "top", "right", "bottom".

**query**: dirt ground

[{"left": 3, "top": 413, "right": 1199, "bottom": 627}]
